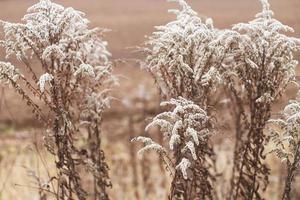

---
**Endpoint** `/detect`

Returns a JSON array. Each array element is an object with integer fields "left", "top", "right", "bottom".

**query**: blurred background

[{"left": 0, "top": 0, "right": 300, "bottom": 199}]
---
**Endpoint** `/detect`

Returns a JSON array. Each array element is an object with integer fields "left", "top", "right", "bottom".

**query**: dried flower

[{"left": 37, "top": 73, "right": 53, "bottom": 92}]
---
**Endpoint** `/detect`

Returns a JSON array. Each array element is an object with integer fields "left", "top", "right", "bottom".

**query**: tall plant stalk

[
  {"left": 0, "top": 0, "right": 115, "bottom": 199},
  {"left": 222, "top": 0, "right": 300, "bottom": 199}
]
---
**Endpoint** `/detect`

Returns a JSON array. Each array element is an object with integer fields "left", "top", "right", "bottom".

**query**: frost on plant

[
  {"left": 37, "top": 73, "right": 53, "bottom": 92},
  {"left": 74, "top": 63, "right": 95, "bottom": 77},
  {"left": 175, "top": 158, "right": 190, "bottom": 180},
  {"left": 144, "top": 0, "right": 224, "bottom": 103},
  {"left": 131, "top": 136, "right": 165, "bottom": 156},
  {"left": 133, "top": 97, "right": 216, "bottom": 199},
  {"left": 268, "top": 93, "right": 300, "bottom": 200},
  {"left": 224, "top": 0, "right": 300, "bottom": 199},
  {"left": 42, "top": 44, "right": 65, "bottom": 61},
  {"left": 229, "top": 0, "right": 299, "bottom": 101},
  {"left": 139, "top": 1, "right": 225, "bottom": 199},
  {"left": 269, "top": 99, "right": 300, "bottom": 165},
  {"left": 0, "top": 62, "right": 21, "bottom": 85},
  {"left": 0, "top": 0, "right": 115, "bottom": 199}
]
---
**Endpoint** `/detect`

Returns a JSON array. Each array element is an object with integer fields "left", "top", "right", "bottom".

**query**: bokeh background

[{"left": 0, "top": 0, "right": 300, "bottom": 199}]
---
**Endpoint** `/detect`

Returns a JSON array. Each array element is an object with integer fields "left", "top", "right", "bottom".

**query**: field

[{"left": 0, "top": 0, "right": 300, "bottom": 199}]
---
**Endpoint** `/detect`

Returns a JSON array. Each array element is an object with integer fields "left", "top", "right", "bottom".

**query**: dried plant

[
  {"left": 1, "top": 0, "right": 299, "bottom": 199},
  {"left": 143, "top": 0, "right": 224, "bottom": 107},
  {"left": 139, "top": 0, "right": 235, "bottom": 199},
  {"left": 133, "top": 97, "right": 216, "bottom": 200},
  {"left": 268, "top": 93, "right": 300, "bottom": 200},
  {"left": 0, "top": 0, "right": 115, "bottom": 199},
  {"left": 220, "top": 0, "right": 300, "bottom": 199}
]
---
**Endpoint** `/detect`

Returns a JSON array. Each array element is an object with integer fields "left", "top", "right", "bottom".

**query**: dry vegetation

[{"left": 0, "top": 0, "right": 300, "bottom": 200}]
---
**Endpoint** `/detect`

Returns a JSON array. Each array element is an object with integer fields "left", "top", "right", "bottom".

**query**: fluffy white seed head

[
  {"left": 37, "top": 73, "right": 53, "bottom": 92},
  {"left": 0, "top": 62, "right": 21, "bottom": 85},
  {"left": 186, "top": 127, "right": 199, "bottom": 145},
  {"left": 269, "top": 97, "right": 300, "bottom": 164},
  {"left": 131, "top": 136, "right": 165, "bottom": 156},
  {"left": 74, "top": 63, "right": 95, "bottom": 77},
  {"left": 144, "top": 0, "right": 223, "bottom": 100},
  {"left": 176, "top": 158, "right": 191, "bottom": 179}
]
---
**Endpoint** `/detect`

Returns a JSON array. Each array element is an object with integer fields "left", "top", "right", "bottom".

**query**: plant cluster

[
  {"left": 133, "top": 97, "right": 216, "bottom": 199},
  {"left": 224, "top": 0, "right": 300, "bottom": 199},
  {"left": 1, "top": 0, "right": 300, "bottom": 199},
  {"left": 144, "top": 0, "right": 224, "bottom": 107},
  {"left": 137, "top": 1, "right": 225, "bottom": 199},
  {"left": 135, "top": 0, "right": 300, "bottom": 200},
  {"left": 269, "top": 92, "right": 300, "bottom": 200},
  {"left": 0, "top": 0, "right": 115, "bottom": 199}
]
